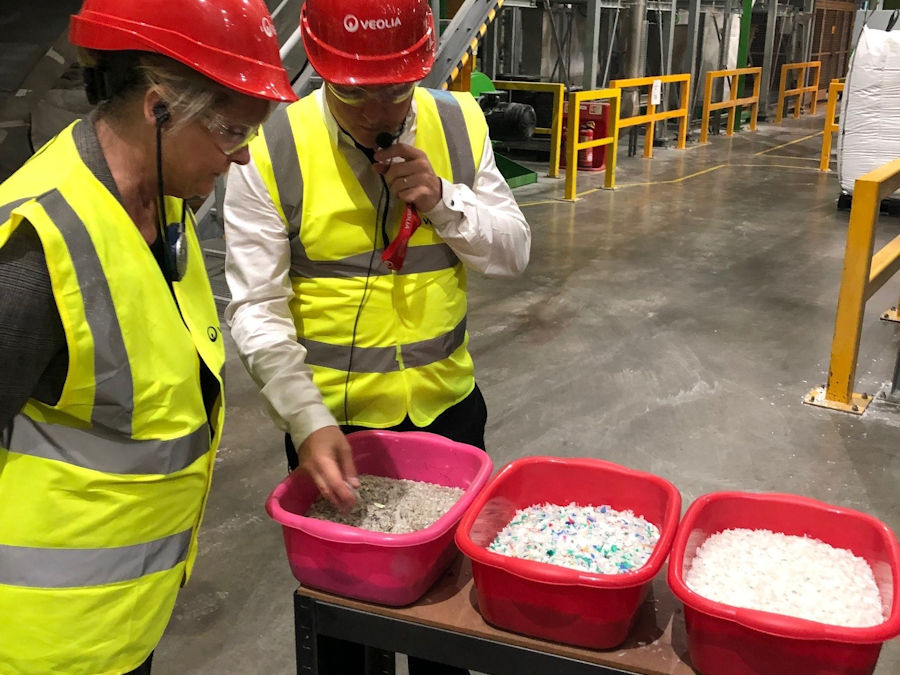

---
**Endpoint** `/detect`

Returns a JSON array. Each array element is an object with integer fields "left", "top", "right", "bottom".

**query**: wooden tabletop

[{"left": 297, "top": 556, "right": 698, "bottom": 675}]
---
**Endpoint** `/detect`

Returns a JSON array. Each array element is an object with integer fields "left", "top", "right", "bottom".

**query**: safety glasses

[
  {"left": 326, "top": 82, "right": 417, "bottom": 107},
  {"left": 203, "top": 111, "right": 260, "bottom": 155}
]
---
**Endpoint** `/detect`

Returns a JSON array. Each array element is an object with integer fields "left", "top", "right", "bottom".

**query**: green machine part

[
  {"left": 470, "top": 70, "right": 498, "bottom": 97},
  {"left": 494, "top": 153, "right": 538, "bottom": 189},
  {"left": 470, "top": 71, "right": 538, "bottom": 188},
  {"left": 734, "top": 0, "right": 754, "bottom": 132}
]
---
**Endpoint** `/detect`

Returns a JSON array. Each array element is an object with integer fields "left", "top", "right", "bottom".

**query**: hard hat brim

[{"left": 71, "top": 12, "right": 298, "bottom": 102}]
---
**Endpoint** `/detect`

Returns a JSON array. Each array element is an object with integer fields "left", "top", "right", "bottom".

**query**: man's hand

[
  {"left": 295, "top": 426, "right": 359, "bottom": 510},
  {"left": 374, "top": 143, "right": 442, "bottom": 212}
]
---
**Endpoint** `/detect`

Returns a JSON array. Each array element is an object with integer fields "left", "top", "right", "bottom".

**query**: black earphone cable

[
  {"left": 154, "top": 108, "right": 187, "bottom": 284},
  {"left": 342, "top": 179, "right": 389, "bottom": 426},
  {"left": 155, "top": 120, "right": 166, "bottom": 235}
]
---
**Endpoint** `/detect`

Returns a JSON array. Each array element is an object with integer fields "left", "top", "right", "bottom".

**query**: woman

[{"left": 0, "top": 1, "right": 296, "bottom": 673}]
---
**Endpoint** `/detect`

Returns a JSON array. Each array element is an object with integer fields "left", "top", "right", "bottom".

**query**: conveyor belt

[{"left": 423, "top": 0, "right": 506, "bottom": 90}]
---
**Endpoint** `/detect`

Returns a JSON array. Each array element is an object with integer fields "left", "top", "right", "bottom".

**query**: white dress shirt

[{"left": 224, "top": 88, "right": 531, "bottom": 446}]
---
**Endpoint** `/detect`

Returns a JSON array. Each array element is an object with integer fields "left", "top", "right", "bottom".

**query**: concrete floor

[{"left": 155, "top": 116, "right": 900, "bottom": 674}]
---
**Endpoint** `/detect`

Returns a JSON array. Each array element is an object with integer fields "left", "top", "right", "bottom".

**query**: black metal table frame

[{"left": 294, "top": 590, "right": 643, "bottom": 675}]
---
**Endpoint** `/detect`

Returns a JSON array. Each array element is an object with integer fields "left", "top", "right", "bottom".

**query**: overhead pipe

[{"left": 623, "top": 0, "right": 647, "bottom": 118}]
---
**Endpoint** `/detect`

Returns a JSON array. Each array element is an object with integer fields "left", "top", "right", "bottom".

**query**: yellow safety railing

[
  {"left": 819, "top": 78, "right": 845, "bottom": 172},
  {"left": 609, "top": 74, "right": 691, "bottom": 159},
  {"left": 700, "top": 67, "right": 762, "bottom": 144},
  {"left": 806, "top": 158, "right": 900, "bottom": 415},
  {"left": 492, "top": 80, "right": 566, "bottom": 178},
  {"left": 563, "top": 88, "right": 621, "bottom": 200},
  {"left": 775, "top": 61, "right": 821, "bottom": 124}
]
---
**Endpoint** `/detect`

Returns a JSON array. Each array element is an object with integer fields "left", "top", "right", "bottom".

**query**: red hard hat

[
  {"left": 70, "top": 0, "right": 297, "bottom": 102},
  {"left": 300, "top": 0, "right": 436, "bottom": 85}
]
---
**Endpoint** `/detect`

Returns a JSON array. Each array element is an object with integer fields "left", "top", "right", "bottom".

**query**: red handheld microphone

[
  {"left": 375, "top": 131, "right": 420, "bottom": 271},
  {"left": 381, "top": 204, "right": 420, "bottom": 271}
]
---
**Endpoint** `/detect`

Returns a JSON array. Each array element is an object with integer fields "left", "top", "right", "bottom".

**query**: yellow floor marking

[
  {"left": 617, "top": 164, "right": 727, "bottom": 188},
  {"left": 516, "top": 161, "right": 823, "bottom": 207},
  {"left": 754, "top": 131, "right": 823, "bottom": 156}
]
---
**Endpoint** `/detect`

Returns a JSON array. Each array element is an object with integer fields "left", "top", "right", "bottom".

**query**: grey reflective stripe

[
  {"left": 8, "top": 415, "right": 210, "bottom": 475},
  {"left": 300, "top": 317, "right": 466, "bottom": 373},
  {"left": 289, "top": 240, "right": 458, "bottom": 278},
  {"left": 301, "top": 338, "right": 399, "bottom": 373},
  {"left": 39, "top": 189, "right": 133, "bottom": 433},
  {"left": 264, "top": 104, "right": 303, "bottom": 238},
  {"left": 0, "top": 197, "right": 33, "bottom": 225},
  {"left": 427, "top": 89, "right": 476, "bottom": 188},
  {"left": 392, "top": 243, "right": 459, "bottom": 274},
  {"left": 0, "top": 529, "right": 192, "bottom": 588},
  {"left": 402, "top": 316, "right": 467, "bottom": 369}
]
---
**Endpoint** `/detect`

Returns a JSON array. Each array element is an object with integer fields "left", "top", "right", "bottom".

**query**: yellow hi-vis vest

[
  {"left": 0, "top": 120, "right": 225, "bottom": 675},
  {"left": 250, "top": 88, "right": 486, "bottom": 427}
]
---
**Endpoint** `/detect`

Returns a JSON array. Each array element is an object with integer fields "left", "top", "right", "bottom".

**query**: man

[{"left": 224, "top": 0, "right": 530, "bottom": 669}]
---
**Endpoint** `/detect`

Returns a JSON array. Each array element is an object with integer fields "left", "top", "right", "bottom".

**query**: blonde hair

[
  {"left": 81, "top": 49, "right": 238, "bottom": 131},
  {"left": 138, "top": 53, "right": 234, "bottom": 131}
]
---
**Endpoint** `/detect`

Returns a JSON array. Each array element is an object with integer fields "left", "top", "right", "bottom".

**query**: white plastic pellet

[{"left": 685, "top": 528, "right": 884, "bottom": 628}]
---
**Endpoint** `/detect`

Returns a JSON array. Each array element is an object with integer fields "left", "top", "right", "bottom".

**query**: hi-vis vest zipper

[
  {"left": 0, "top": 121, "right": 225, "bottom": 675},
  {"left": 251, "top": 88, "right": 487, "bottom": 427}
]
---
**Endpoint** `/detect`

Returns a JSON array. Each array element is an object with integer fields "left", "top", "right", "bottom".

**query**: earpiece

[{"left": 153, "top": 101, "right": 171, "bottom": 126}]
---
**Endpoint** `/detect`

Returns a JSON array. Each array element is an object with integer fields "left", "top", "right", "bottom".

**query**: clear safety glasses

[
  {"left": 326, "top": 82, "right": 417, "bottom": 107},
  {"left": 203, "top": 111, "right": 260, "bottom": 154}
]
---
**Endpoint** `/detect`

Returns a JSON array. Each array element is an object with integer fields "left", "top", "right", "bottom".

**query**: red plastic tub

[
  {"left": 667, "top": 491, "right": 900, "bottom": 675},
  {"left": 455, "top": 456, "right": 682, "bottom": 649},
  {"left": 266, "top": 430, "right": 493, "bottom": 606}
]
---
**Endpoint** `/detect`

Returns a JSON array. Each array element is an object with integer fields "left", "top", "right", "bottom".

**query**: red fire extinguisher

[{"left": 578, "top": 121, "right": 595, "bottom": 168}]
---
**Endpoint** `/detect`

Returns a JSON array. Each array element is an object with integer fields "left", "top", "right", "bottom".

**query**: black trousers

[
  {"left": 125, "top": 653, "right": 152, "bottom": 675},
  {"left": 285, "top": 384, "right": 487, "bottom": 675}
]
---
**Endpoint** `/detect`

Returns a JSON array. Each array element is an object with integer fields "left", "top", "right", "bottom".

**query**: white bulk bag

[{"left": 837, "top": 22, "right": 900, "bottom": 196}]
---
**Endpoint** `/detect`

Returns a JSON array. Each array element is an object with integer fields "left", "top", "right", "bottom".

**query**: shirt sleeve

[
  {"left": 422, "top": 134, "right": 531, "bottom": 278},
  {"left": 223, "top": 160, "right": 338, "bottom": 446},
  {"left": 0, "top": 222, "right": 68, "bottom": 430}
]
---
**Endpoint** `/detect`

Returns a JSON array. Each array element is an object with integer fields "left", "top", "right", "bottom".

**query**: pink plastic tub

[
  {"left": 667, "top": 491, "right": 900, "bottom": 675},
  {"left": 455, "top": 456, "right": 682, "bottom": 649},
  {"left": 266, "top": 430, "right": 493, "bottom": 606}
]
